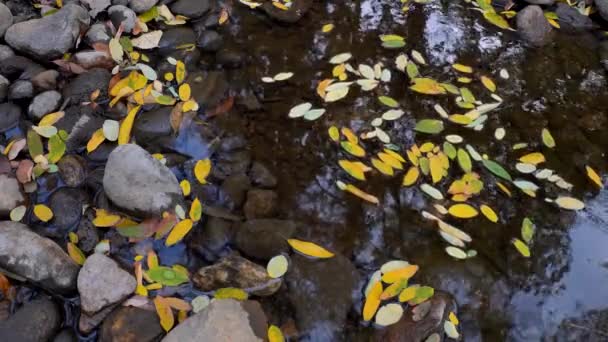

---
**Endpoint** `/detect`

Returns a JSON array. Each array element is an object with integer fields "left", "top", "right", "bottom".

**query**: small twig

[{"left": 564, "top": 322, "right": 608, "bottom": 338}]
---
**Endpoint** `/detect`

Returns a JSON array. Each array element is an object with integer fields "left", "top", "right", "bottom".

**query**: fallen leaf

[
  {"left": 118, "top": 105, "right": 141, "bottom": 145},
  {"left": 131, "top": 30, "right": 163, "bottom": 49},
  {"left": 154, "top": 297, "right": 175, "bottom": 332},
  {"left": 287, "top": 239, "right": 334, "bottom": 258},
  {"left": 194, "top": 159, "right": 212, "bottom": 184},
  {"left": 165, "top": 219, "right": 194, "bottom": 246},
  {"left": 33, "top": 204, "right": 53, "bottom": 222}
]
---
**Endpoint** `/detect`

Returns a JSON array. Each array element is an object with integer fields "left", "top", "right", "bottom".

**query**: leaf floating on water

[
  {"left": 371, "top": 158, "right": 394, "bottom": 176},
  {"left": 382, "top": 265, "right": 418, "bottom": 283},
  {"left": 414, "top": 119, "right": 444, "bottom": 134},
  {"left": 268, "top": 325, "right": 285, "bottom": 342},
  {"left": 452, "top": 63, "right": 473, "bottom": 73},
  {"left": 480, "top": 205, "right": 498, "bottom": 223},
  {"left": 165, "top": 219, "right": 194, "bottom": 246},
  {"left": 378, "top": 96, "right": 399, "bottom": 108},
  {"left": 409, "top": 286, "right": 434, "bottom": 305},
  {"left": 482, "top": 159, "right": 512, "bottom": 181},
  {"left": 274, "top": 72, "right": 293, "bottom": 81},
  {"left": 480, "top": 75, "right": 496, "bottom": 92},
  {"left": 419, "top": 183, "right": 443, "bottom": 200},
  {"left": 586, "top": 165, "right": 603, "bottom": 188},
  {"left": 448, "top": 204, "right": 478, "bottom": 219},
  {"left": 541, "top": 128, "right": 556, "bottom": 148},
  {"left": 410, "top": 78, "right": 446, "bottom": 95},
  {"left": 457, "top": 148, "right": 472, "bottom": 173},
  {"left": 267, "top": 255, "right": 288, "bottom": 278},
  {"left": 398, "top": 285, "right": 419, "bottom": 303},
  {"left": 411, "top": 50, "right": 426, "bottom": 65},
  {"left": 341, "top": 141, "right": 366, "bottom": 157},
  {"left": 322, "top": 23, "right": 334, "bottom": 33},
  {"left": 363, "top": 281, "right": 382, "bottom": 321},
  {"left": 287, "top": 239, "right": 334, "bottom": 258},
  {"left": 329, "top": 52, "right": 352, "bottom": 64},
  {"left": 446, "top": 246, "right": 468, "bottom": 259},
  {"left": 194, "top": 159, "right": 211, "bottom": 184},
  {"left": 554, "top": 196, "right": 585, "bottom": 211},
  {"left": 402, "top": 167, "right": 420, "bottom": 186},
  {"left": 325, "top": 87, "right": 349, "bottom": 102},
  {"left": 338, "top": 160, "right": 367, "bottom": 181},
  {"left": 288, "top": 102, "right": 312, "bottom": 118},
  {"left": 375, "top": 303, "right": 404, "bottom": 327},
  {"left": 519, "top": 152, "right": 545, "bottom": 165},
  {"left": 521, "top": 217, "right": 535, "bottom": 243},
  {"left": 494, "top": 128, "right": 506, "bottom": 140},
  {"left": 382, "top": 109, "right": 405, "bottom": 121},
  {"left": 33, "top": 204, "right": 53, "bottom": 222},
  {"left": 380, "top": 34, "right": 406, "bottom": 49},
  {"left": 512, "top": 238, "right": 531, "bottom": 257},
  {"left": 336, "top": 181, "right": 379, "bottom": 204}
]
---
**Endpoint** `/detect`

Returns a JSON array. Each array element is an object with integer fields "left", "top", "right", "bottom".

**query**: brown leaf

[
  {"left": 207, "top": 96, "right": 234, "bottom": 118},
  {"left": 92, "top": 42, "right": 110, "bottom": 55},
  {"left": 163, "top": 297, "right": 192, "bottom": 311},
  {"left": 53, "top": 59, "right": 87, "bottom": 74},
  {"left": 0, "top": 273, "right": 10, "bottom": 297},
  {"left": 170, "top": 102, "right": 184, "bottom": 133},
  {"left": 16, "top": 160, "right": 34, "bottom": 184}
]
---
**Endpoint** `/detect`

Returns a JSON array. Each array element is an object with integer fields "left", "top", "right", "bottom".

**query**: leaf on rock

[
  {"left": 189, "top": 198, "right": 202, "bottom": 221},
  {"left": 586, "top": 165, "right": 603, "bottom": 188},
  {"left": 67, "top": 242, "right": 86, "bottom": 265},
  {"left": 363, "top": 281, "right": 382, "bottom": 321},
  {"left": 287, "top": 239, "right": 334, "bottom": 258},
  {"left": 132, "top": 30, "right": 163, "bottom": 49},
  {"left": 375, "top": 303, "right": 403, "bottom": 327},
  {"left": 268, "top": 325, "right": 285, "bottom": 342},
  {"left": 214, "top": 287, "right": 248, "bottom": 300},
  {"left": 118, "top": 105, "right": 141, "bottom": 145},
  {"left": 154, "top": 296, "right": 175, "bottom": 332}
]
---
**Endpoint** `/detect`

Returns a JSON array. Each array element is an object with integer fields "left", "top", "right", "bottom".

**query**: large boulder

[
  {"left": 0, "top": 3, "right": 13, "bottom": 39},
  {"left": 4, "top": 4, "right": 90, "bottom": 60},
  {"left": 0, "top": 221, "right": 79, "bottom": 293},
  {"left": 516, "top": 5, "right": 553, "bottom": 47},
  {"left": 103, "top": 144, "right": 182, "bottom": 216},
  {"left": 77, "top": 253, "right": 136, "bottom": 314},
  {"left": 0, "top": 297, "right": 61, "bottom": 342},
  {"left": 162, "top": 299, "right": 267, "bottom": 342}
]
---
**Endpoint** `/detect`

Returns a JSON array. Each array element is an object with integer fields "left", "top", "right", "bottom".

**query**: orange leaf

[
  {"left": 154, "top": 296, "right": 175, "bottom": 332},
  {"left": 86, "top": 128, "right": 106, "bottom": 153},
  {"left": 163, "top": 297, "right": 192, "bottom": 311}
]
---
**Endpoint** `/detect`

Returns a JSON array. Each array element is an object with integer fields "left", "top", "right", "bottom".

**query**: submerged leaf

[{"left": 512, "top": 238, "right": 531, "bottom": 257}]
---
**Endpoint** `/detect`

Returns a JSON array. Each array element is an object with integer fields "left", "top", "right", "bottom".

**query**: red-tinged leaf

[
  {"left": 207, "top": 96, "right": 234, "bottom": 118},
  {"left": 0, "top": 273, "right": 10, "bottom": 297},
  {"left": 92, "top": 42, "right": 110, "bottom": 54},
  {"left": 154, "top": 213, "right": 179, "bottom": 239},
  {"left": 16, "top": 160, "right": 34, "bottom": 184}
]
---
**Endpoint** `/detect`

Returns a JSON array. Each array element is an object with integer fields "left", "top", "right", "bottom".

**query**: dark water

[{"left": 209, "top": 0, "right": 608, "bottom": 340}]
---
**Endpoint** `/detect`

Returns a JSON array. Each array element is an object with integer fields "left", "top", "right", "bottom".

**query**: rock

[
  {"left": 8, "top": 80, "right": 33, "bottom": 100},
  {"left": 80, "top": 0, "right": 111, "bottom": 17},
  {"left": 555, "top": 3, "right": 593, "bottom": 33},
  {"left": 103, "top": 144, "right": 182, "bottom": 216},
  {"left": 243, "top": 189, "right": 278, "bottom": 219},
  {"left": 0, "top": 3, "right": 13, "bottom": 39},
  {"left": 53, "top": 328, "right": 77, "bottom": 342},
  {"left": 187, "top": 70, "right": 229, "bottom": 109},
  {"left": 129, "top": 0, "right": 158, "bottom": 13},
  {"left": 132, "top": 106, "right": 173, "bottom": 143},
  {"left": 162, "top": 299, "right": 267, "bottom": 342},
  {"left": 193, "top": 254, "right": 282, "bottom": 296},
  {"left": 600, "top": 41, "right": 608, "bottom": 72},
  {"left": 0, "top": 56, "right": 44, "bottom": 80},
  {"left": 261, "top": 0, "right": 313, "bottom": 23},
  {"left": 58, "top": 155, "right": 87, "bottom": 187},
  {"left": 286, "top": 253, "right": 360, "bottom": 340},
  {"left": 0, "top": 221, "right": 79, "bottom": 293},
  {"left": 170, "top": 0, "right": 211, "bottom": 19},
  {"left": 75, "top": 210, "right": 100, "bottom": 254},
  {"left": 235, "top": 219, "right": 297, "bottom": 260},
  {"left": 0, "top": 175, "right": 24, "bottom": 218},
  {"left": 79, "top": 303, "right": 116, "bottom": 334},
  {"left": 220, "top": 173, "right": 251, "bottom": 210},
  {"left": 72, "top": 50, "right": 114, "bottom": 69},
  {"left": 28, "top": 90, "right": 62, "bottom": 120},
  {"left": 32, "top": 70, "right": 60, "bottom": 91},
  {"left": 0, "top": 45, "right": 15, "bottom": 62},
  {"left": 63, "top": 68, "right": 111, "bottom": 104},
  {"left": 48, "top": 188, "right": 88, "bottom": 234},
  {"left": 158, "top": 27, "right": 196, "bottom": 54},
  {"left": 4, "top": 4, "right": 90, "bottom": 60},
  {"left": 187, "top": 217, "right": 234, "bottom": 262},
  {"left": 196, "top": 30, "right": 223, "bottom": 52},
  {"left": 99, "top": 306, "right": 163, "bottom": 342},
  {"left": 85, "top": 23, "right": 112, "bottom": 46},
  {"left": 0, "top": 75, "right": 7, "bottom": 102},
  {"left": 597, "top": 0, "right": 608, "bottom": 21},
  {"left": 516, "top": 5, "right": 553, "bottom": 47},
  {"left": 216, "top": 48, "right": 246, "bottom": 68},
  {"left": 108, "top": 5, "right": 137, "bottom": 33},
  {"left": 0, "top": 297, "right": 61, "bottom": 342},
  {"left": 0, "top": 102, "right": 21, "bottom": 132},
  {"left": 372, "top": 291, "right": 456, "bottom": 342},
  {"left": 249, "top": 162, "right": 277, "bottom": 188},
  {"left": 78, "top": 253, "right": 136, "bottom": 314},
  {"left": 524, "top": 0, "right": 554, "bottom": 4}
]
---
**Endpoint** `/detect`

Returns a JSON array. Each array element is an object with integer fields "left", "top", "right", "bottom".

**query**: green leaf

[
  {"left": 414, "top": 119, "right": 444, "bottom": 134},
  {"left": 457, "top": 149, "right": 472, "bottom": 173},
  {"left": 378, "top": 96, "right": 399, "bottom": 108},
  {"left": 47, "top": 134, "right": 66, "bottom": 163},
  {"left": 139, "top": 6, "right": 159, "bottom": 23},
  {"left": 406, "top": 62, "right": 419, "bottom": 79},
  {"left": 460, "top": 87, "right": 475, "bottom": 103},
  {"left": 27, "top": 129, "right": 44, "bottom": 158},
  {"left": 443, "top": 142, "right": 457, "bottom": 159},
  {"left": 482, "top": 159, "right": 512, "bottom": 181},
  {"left": 512, "top": 238, "right": 530, "bottom": 257},
  {"left": 119, "top": 37, "right": 133, "bottom": 52},
  {"left": 409, "top": 286, "right": 434, "bottom": 305},
  {"left": 521, "top": 217, "right": 535, "bottom": 243},
  {"left": 483, "top": 11, "right": 512, "bottom": 30},
  {"left": 541, "top": 128, "right": 555, "bottom": 148},
  {"left": 147, "top": 266, "right": 189, "bottom": 286}
]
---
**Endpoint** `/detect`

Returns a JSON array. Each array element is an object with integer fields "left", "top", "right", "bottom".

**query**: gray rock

[
  {"left": 8, "top": 80, "right": 33, "bottom": 100},
  {"left": 158, "top": 27, "right": 196, "bottom": 53},
  {"left": 243, "top": 189, "right": 278, "bottom": 219},
  {"left": 597, "top": 0, "right": 608, "bottom": 21},
  {"left": 103, "top": 144, "right": 182, "bottom": 216},
  {"left": 32, "top": 70, "right": 60, "bottom": 91},
  {"left": 133, "top": 106, "right": 173, "bottom": 142},
  {"left": 85, "top": 23, "right": 112, "bottom": 46},
  {"left": 0, "top": 3, "right": 13, "bottom": 39},
  {"left": 162, "top": 299, "right": 267, "bottom": 342},
  {"left": 0, "top": 75, "right": 8, "bottom": 102},
  {"left": 261, "top": 0, "right": 313, "bottom": 23},
  {"left": 599, "top": 41, "right": 608, "bottom": 72},
  {"left": 187, "top": 217, "right": 234, "bottom": 262},
  {"left": 129, "top": 0, "right": 158, "bottom": 13},
  {"left": 0, "top": 56, "right": 44, "bottom": 80},
  {"left": 4, "top": 4, "right": 90, "bottom": 60},
  {"left": 516, "top": 5, "right": 554, "bottom": 47},
  {"left": 0, "top": 102, "right": 21, "bottom": 132},
  {"left": 0, "top": 45, "right": 15, "bottom": 62},
  {"left": 170, "top": 0, "right": 211, "bottom": 19},
  {"left": 80, "top": 0, "right": 111, "bottom": 17},
  {"left": 63, "top": 68, "right": 111, "bottom": 104},
  {"left": 78, "top": 253, "right": 136, "bottom": 314},
  {"left": 99, "top": 306, "right": 163, "bottom": 342},
  {"left": 0, "top": 174, "right": 24, "bottom": 217},
  {"left": 286, "top": 253, "right": 359, "bottom": 340},
  {"left": 249, "top": 162, "right": 277, "bottom": 188},
  {"left": 196, "top": 30, "right": 223, "bottom": 52},
  {"left": 235, "top": 219, "right": 297, "bottom": 260},
  {"left": 72, "top": 50, "right": 114, "bottom": 69},
  {"left": 108, "top": 5, "right": 137, "bottom": 33},
  {"left": 220, "top": 173, "right": 251, "bottom": 210},
  {"left": 216, "top": 48, "right": 246, "bottom": 68},
  {"left": 28, "top": 90, "right": 62, "bottom": 120},
  {"left": 0, "top": 297, "right": 61, "bottom": 342},
  {"left": 58, "top": 154, "right": 87, "bottom": 187},
  {"left": 47, "top": 188, "right": 88, "bottom": 235},
  {"left": 193, "top": 255, "right": 282, "bottom": 296},
  {"left": 525, "top": 0, "right": 554, "bottom": 4},
  {"left": 0, "top": 221, "right": 79, "bottom": 293},
  {"left": 555, "top": 3, "right": 593, "bottom": 33}
]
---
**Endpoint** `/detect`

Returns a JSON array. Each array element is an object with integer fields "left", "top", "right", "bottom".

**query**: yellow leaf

[
  {"left": 86, "top": 128, "right": 106, "bottom": 153},
  {"left": 322, "top": 23, "right": 334, "bottom": 33},
  {"left": 214, "top": 287, "right": 249, "bottom": 300},
  {"left": 165, "top": 219, "right": 194, "bottom": 246},
  {"left": 38, "top": 111, "right": 65, "bottom": 127},
  {"left": 317, "top": 79, "right": 333, "bottom": 98},
  {"left": 93, "top": 209, "right": 122, "bottom": 227},
  {"left": 341, "top": 127, "right": 358, "bottom": 144},
  {"left": 384, "top": 149, "right": 406, "bottom": 163},
  {"left": 410, "top": 78, "right": 446, "bottom": 95},
  {"left": 377, "top": 152, "right": 403, "bottom": 170},
  {"left": 268, "top": 325, "right": 285, "bottom": 342},
  {"left": 381, "top": 265, "right": 418, "bottom": 283},
  {"left": 178, "top": 83, "right": 191, "bottom": 101},
  {"left": 340, "top": 141, "right": 365, "bottom": 157},
  {"left": 180, "top": 180, "right": 191, "bottom": 196},
  {"left": 175, "top": 61, "right": 186, "bottom": 84},
  {"left": 429, "top": 155, "right": 444, "bottom": 184},
  {"left": 118, "top": 105, "right": 141, "bottom": 145},
  {"left": 452, "top": 64, "right": 473, "bottom": 73},
  {"left": 182, "top": 99, "right": 199, "bottom": 112},
  {"left": 480, "top": 204, "right": 498, "bottom": 223},
  {"left": 363, "top": 281, "right": 382, "bottom": 321},
  {"left": 449, "top": 312, "right": 459, "bottom": 325},
  {"left": 189, "top": 198, "right": 202, "bottom": 221},
  {"left": 194, "top": 159, "right": 212, "bottom": 184},
  {"left": 380, "top": 278, "right": 408, "bottom": 300},
  {"left": 109, "top": 86, "right": 134, "bottom": 107},
  {"left": 67, "top": 242, "right": 86, "bottom": 265},
  {"left": 398, "top": 285, "right": 419, "bottom": 302},
  {"left": 586, "top": 165, "right": 602, "bottom": 188},
  {"left": 147, "top": 250, "right": 159, "bottom": 269},
  {"left": 164, "top": 72, "right": 174, "bottom": 81},
  {"left": 154, "top": 297, "right": 175, "bottom": 332},
  {"left": 402, "top": 167, "right": 419, "bottom": 186},
  {"left": 287, "top": 239, "right": 334, "bottom": 258},
  {"left": 449, "top": 114, "right": 473, "bottom": 125},
  {"left": 338, "top": 160, "right": 367, "bottom": 181},
  {"left": 33, "top": 204, "right": 53, "bottom": 222},
  {"left": 519, "top": 152, "right": 545, "bottom": 165},
  {"left": 337, "top": 181, "right": 379, "bottom": 204},
  {"left": 371, "top": 158, "right": 394, "bottom": 176},
  {"left": 328, "top": 126, "right": 340, "bottom": 142},
  {"left": 218, "top": 8, "right": 229, "bottom": 25},
  {"left": 496, "top": 181, "right": 512, "bottom": 197},
  {"left": 163, "top": 297, "right": 192, "bottom": 311},
  {"left": 480, "top": 76, "right": 496, "bottom": 92},
  {"left": 448, "top": 203, "right": 478, "bottom": 218},
  {"left": 555, "top": 196, "right": 585, "bottom": 211}
]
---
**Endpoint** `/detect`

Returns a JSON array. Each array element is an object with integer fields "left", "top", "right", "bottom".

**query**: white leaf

[
  {"left": 109, "top": 38, "right": 123, "bottom": 63},
  {"left": 103, "top": 120, "right": 120, "bottom": 142},
  {"left": 395, "top": 54, "right": 408, "bottom": 71},
  {"left": 380, "top": 69, "right": 391, "bottom": 82},
  {"left": 375, "top": 304, "right": 403, "bottom": 326},
  {"left": 375, "top": 128, "right": 390, "bottom": 143},
  {"left": 329, "top": 52, "right": 352, "bottom": 64},
  {"left": 288, "top": 103, "right": 312, "bottom": 118},
  {"left": 303, "top": 109, "right": 326, "bottom": 121},
  {"left": 131, "top": 30, "right": 163, "bottom": 49},
  {"left": 358, "top": 64, "right": 375, "bottom": 79},
  {"left": 381, "top": 109, "right": 404, "bottom": 121},
  {"left": 411, "top": 50, "right": 426, "bottom": 65},
  {"left": 325, "top": 82, "right": 353, "bottom": 92},
  {"left": 261, "top": 77, "right": 275, "bottom": 83},
  {"left": 325, "top": 87, "right": 349, "bottom": 102},
  {"left": 136, "top": 63, "right": 157, "bottom": 81},
  {"left": 273, "top": 72, "right": 294, "bottom": 81},
  {"left": 356, "top": 79, "right": 379, "bottom": 91}
]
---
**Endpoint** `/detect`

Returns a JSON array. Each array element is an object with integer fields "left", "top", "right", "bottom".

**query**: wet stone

[
  {"left": 212, "top": 150, "right": 252, "bottom": 180},
  {"left": 187, "top": 216, "right": 234, "bottom": 262},
  {"left": 0, "top": 55, "right": 44, "bottom": 80},
  {"left": 128, "top": 0, "right": 158, "bottom": 13},
  {"left": 220, "top": 173, "right": 251, "bottom": 210},
  {"left": 0, "top": 45, "right": 14, "bottom": 62},
  {"left": 0, "top": 3, "right": 13, "bottom": 39},
  {"left": 99, "top": 306, "right": 163, "bottom": 342},
  {"left": 62, "top": 68, "right": 111, "bottom": 105},
  {"left": 158, "top": 27, "right": 196, "bottom": 54},
  {"left": 260, "top": 0, "right": 314, "bottom": 23},
  {"left": 249, "top": 161, "right": 278, "bottom": 188},
  {"left": 8, "top": 80, "right": 33, "bottom": 100},
  {"left": 85, "top": 23, "right": 112, "bottom": 46},
  {"left": 53, "top": 328, "right": 77, "bottom": 342},
  {"left": 186, "top": 70, "right": 229, "bottom": 108},
  {"left": 28, "top": 90, "right": 62, "bottom": 120},
  {"left": 170, "top": 0, "right": 212, "bottom": 19},
  {"left": 235, "top": 219, "right": 297, "bottom": 260},
  {"left": 0, "top": 174, "right": 24, "bottom": 218},
  {"left": 196, "top": 30, "right": 223, "bottom": 52},
  {"left": 0, "top": 74, "right": 7, "bottom": 102},
  {"left": 0, "top": 102, "right": 21, "bottom": 132},
  {"left": 58, "top": 154, "right": 87, "bottom": 187},
  {"left": 32, "top": 70, "right": 60, "bottom": 91},
  {"left": 516, "top": 5, "right": 554, "bottom": 47},
  {"left": 243, "top": 189, "right": 279, "bottom": 219},
  {"left": 555, "top": 3, "right": 593, "bottom": 33},
  {"left": 47, "top": 187, "right": 89, "bottom": 236},
  {"left": 193, "top": 254, "right": 282, "bottom": 296},
  {"left": 76, "top": 210, "right": 100, "bottom": 254},
  {"left": 216, "top": 48, "right": 246, "bottom": 68},
  {"left": 0, "top": 297, "right": 61, "bottom": 342},
  {"left": 108, "top": 5, "right": 137, "bottom": 33}
]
